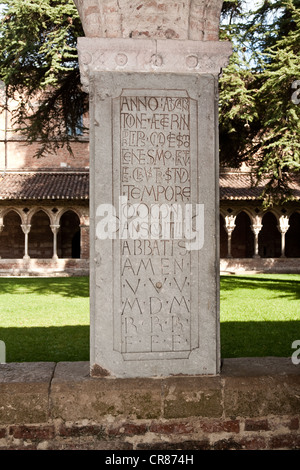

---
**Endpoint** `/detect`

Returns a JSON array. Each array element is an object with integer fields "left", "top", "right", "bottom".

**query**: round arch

[
  {"left": 0, "top": 210, "right": 24, "bottom": 259},
  {"left": 27, "top": 207, "right": 54, "bottom": 225},
  {"left": 285, "top": 211, "right": 300, "bottom": 257},
  {"left": 0, "top": 207, "right": 26, "bottom": 225},
  {"left": 258, "top": 212, "right": 281, "bottom": 258},
  {"left": 56, "top": 206, "right": 83, "bottom": 225},
  {"left": 234, "top": 207, "right": 257, "bottom": 223},
  {"left": 28, "top": 210, "right": 53, "bottom": 259},
  {"left": 231, "top": 211, "right": 254, "bottom": 258},
  {"left": 57, "top": 210, "right": 81, "bottom": 259}
]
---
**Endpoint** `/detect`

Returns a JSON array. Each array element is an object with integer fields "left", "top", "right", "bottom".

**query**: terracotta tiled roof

[
  {"left": 220, "top": 171, "right": 300, "bottom": 200},
  {"left": 0, "top": 170, "right": 300, "bottom": 202},
  {"left": 0, "top": 171, "right": 89, "bottom": 200}
]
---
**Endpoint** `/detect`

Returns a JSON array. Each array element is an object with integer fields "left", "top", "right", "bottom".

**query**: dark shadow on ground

[
  {"left": 220, "top": 275, "right": 300, "bottom": 301},
  {"left": 0, "top": 276, "right": 89, "bottom": 298},
  {"left": 0, "top": 326, "right": 89, "bottom": 362},
  {"left": 221, "top": 321, "right": 300, "bottom": 358},
  {"left": 1, "top": 321, "right": 299, "bottom": 362}
]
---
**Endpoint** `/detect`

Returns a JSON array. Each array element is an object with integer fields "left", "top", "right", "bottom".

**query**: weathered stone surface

[
  {"left": 162, "top": 376, "right": 223, "bottom": 419},
  {"left": 77, "top": 37, "right": 232, "bottom": 92},
  {"left": 221, "top": 356, "right": 300, "bottom": 377},
  {"left": 74, "top": 0, "right": 224, "bottom": 41},
  {"left": 0, "top": 359, "right": 299, "bottom": 449},
  {"left": 75, "top": 0, "right": 231, "bottom": 378},
  {"left": 0, "top": 362, "right": 55, "bottom": 424},
  {"left": 88, "top": 71, "right": 221, "bottom": 377},
  {"left": 222, "top": 357, "right": 300, "bottom": 418},
  {"left": 50, "top": 362, "right": 162, "bottom": 420}
]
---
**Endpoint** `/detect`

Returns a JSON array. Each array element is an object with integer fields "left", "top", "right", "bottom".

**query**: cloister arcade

[
  {"left": 1, "top": 204, "right": 299, "bottom": 263},
  {"left": 0, "top": 205, "right": 89, "bottom": 261},
  {"left": 220, "top": 204, "right": 300, "bottom": 260}
]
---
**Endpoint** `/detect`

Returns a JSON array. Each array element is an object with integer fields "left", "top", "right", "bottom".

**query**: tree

[
  {"left": 0, "top": 0, "right": 299, "bottom": 206},
  {"left": 250, "top": 0, "right": 300, "bottom": 205},
  {"left": 0, "top": 0, "right": 86, "bottom": 157},
  {"left": 219, "top": 0, "right": 300, "bottom": 206}
]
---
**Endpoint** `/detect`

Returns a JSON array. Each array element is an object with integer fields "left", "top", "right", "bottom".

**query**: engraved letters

[{"left": 115, "top": 90, "right": 199, "bottom": 358}]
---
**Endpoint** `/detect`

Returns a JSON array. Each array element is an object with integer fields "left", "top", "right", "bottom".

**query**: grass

[
  {"left": 220, "top": 273, "right": 300, "bottom": 358},
  {"left": 0, "top": 277, "right": 90, "bottom": 362},
  {"left": 0, "top": 274, "right": 299, "bottom": 362}
]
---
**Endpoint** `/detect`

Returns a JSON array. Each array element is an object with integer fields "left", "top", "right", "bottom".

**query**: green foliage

[
  {"left": 0, "top": 0, "right": 86, "bottom": 157},
  {"left": 253, "top": 1, "right": 300, "bottom": 205},
  {"left": 220, "top": 0, "right": 300, "bottom": 206},
  {"left": 0, "top": 0, "right": 299, "bottom": 204}
]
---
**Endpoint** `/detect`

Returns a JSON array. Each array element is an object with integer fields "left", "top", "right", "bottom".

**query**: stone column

[
  {"left": 21, "top": 224, "right": 31, "bottom": 260},
  {"left": 50, "top": 224, "right": 60, "bottom": 260},
  {"left": 224, "top": 215, "right": 236, "bottom": 258},
  {"left": 75, "top": 0, "right": 232, "bottom": 378},
  {"left": 80, "top": 224, "right": 89, "bottom": 259},
  {"left": 278, "top": 215, "right": 290, "bottom": 258},
  {"left": 0, "top": 224, "right": 4, "bottom": 259},
  {"left": 251, "top": 216, "right": 263, "bottom": 259}
]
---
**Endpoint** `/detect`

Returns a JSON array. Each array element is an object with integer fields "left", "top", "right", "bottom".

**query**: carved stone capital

[
  {"left": 224, "top": 214, "right": 236, "bottom": 235},
  {"left": 251, "top": 224, "right": 263, "bottom": 236},
  {"left": 21, "top": 224, "right": 31, "bottom": 235},
  {"left": 278, "top": 215, "right": 290, "bottom": 234},
  {"left": 50, "top": 224, "right": 60, "bottom": 235},
  {"left": 74, "top": 0, "right": 224, "bottom": 41},
  {"left": 77, "top": 38, "right": 232, "bottom": 93}
]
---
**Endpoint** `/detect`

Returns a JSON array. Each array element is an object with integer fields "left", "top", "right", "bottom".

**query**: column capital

[
  {"left": 278, "top": 215, "right": 290, "bottom": 234},
  {"left": 50, "top": 224, "right": 60, "bottom": 234},
  {"left": 251, "top": 223, "right": 263, "bottom": 236},
  {"left": 224, "top": 214, "right": 236, "bottom": 235},
  {"left": 74, "top": 0, "right": 224, "bottom": 41},
  {"left": 21, "top": 224, "right": 31, "bottom": 235},
  {"left": 77, "top": 38, "right": 232, "bottom": 93}
]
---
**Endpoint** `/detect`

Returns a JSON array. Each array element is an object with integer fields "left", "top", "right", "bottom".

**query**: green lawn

[
  {"left": 220, "top": 274, "right": 300, "bottom": 358},
  {"left": 0, "top": 277, "right": 90, "bottom": 362},
  {"left": 0, "top": 274, "right": 299, "bottom": 362}
]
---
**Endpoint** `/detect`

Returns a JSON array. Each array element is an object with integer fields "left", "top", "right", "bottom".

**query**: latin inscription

[{"left": 116, "top": 91, "right": 198, "bottom": 357}]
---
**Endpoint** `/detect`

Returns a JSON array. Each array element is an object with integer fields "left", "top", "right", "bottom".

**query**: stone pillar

[
  {"left": 251, "top": 216, "right": 263, "bottom": 259},
  {"left": 75, "top": 0, "right": 232, "bottom": 378},
  {"left": 21, "top": 224, "right": 31, "bottom": 260},
  {"left": 278, "top": 215, "right": 290, "bottom": 258},
  {"left": 50, "top": 224, "right": 60, "bottom": 260},
  {"left": 0, "top": 224, "right": 4, "bottom": 259},
  {"left": 79, "top": 225, "right": 89, "bottom": 259},
  {"left": 224, "top": 215, "right": 236, "bottom": 258}
]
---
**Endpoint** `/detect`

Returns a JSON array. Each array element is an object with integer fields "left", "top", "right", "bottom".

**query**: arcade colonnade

[
  {"left": 1, "top": 202, "right": 300, "bottom": 263},
  {"left": 0, "top": 205, "right": 89, "bottom": 260},
  {"left": 220, "top": 204, "right": 300, "bottom": 259}
]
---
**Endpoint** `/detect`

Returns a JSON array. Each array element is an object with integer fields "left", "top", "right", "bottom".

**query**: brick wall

[
  {"left": 0, "top": 358, "right": 299, "bottom": 450},
  {"left": 4, "top": 140, "right": 89, "bottom": 171}
]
